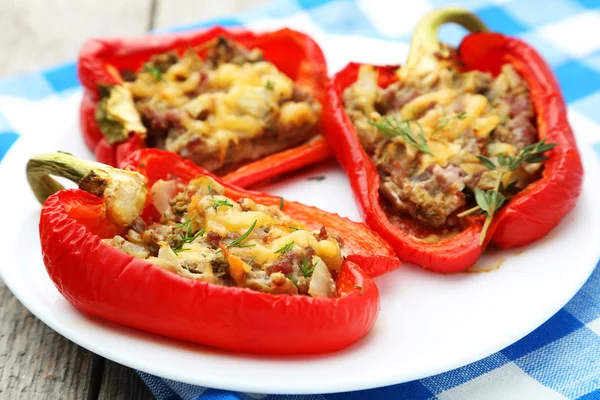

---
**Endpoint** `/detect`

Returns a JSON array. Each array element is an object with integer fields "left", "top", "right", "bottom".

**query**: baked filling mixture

[
  {"left": 343, "top": 47, "right": 553, "bottom": 241},
  {"left": 104, "top": 176, "right": 343, "bottom": 297},
  {"left": 96, "top": 37, "right": 322, "bottom": 173}
]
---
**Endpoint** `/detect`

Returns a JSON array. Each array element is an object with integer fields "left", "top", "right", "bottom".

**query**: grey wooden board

[{"left": 0, "top": 0, "right": 267, "bottom": 398}]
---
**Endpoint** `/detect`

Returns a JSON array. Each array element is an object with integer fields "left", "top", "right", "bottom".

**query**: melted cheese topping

[
  {"left": 125, "top": 54, "right": 311, "bottom": 155},
  {"left": 180, "top": 176, "right": 342, "bottom": 270},
  {"left": 353, "top": 65, "right": 525, "bottom": 184},
  {"left": 104, "top": 175, "right": 342, "bottom": 297}
]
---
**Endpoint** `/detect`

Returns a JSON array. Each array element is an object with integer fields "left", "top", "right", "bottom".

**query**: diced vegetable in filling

[
  {"left": 96, "top": 37, "right": 322, "bottom": 173},
  {"left": 343, "top": 46, "right": 550, "bottom": 239},
  {"left": 103, "top": 176, "right": 343, "bottom": 297}
]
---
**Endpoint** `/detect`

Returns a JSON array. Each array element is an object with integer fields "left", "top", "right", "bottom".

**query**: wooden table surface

[{"left": 0, "top": 1, "right": 266, "bottom": 398}]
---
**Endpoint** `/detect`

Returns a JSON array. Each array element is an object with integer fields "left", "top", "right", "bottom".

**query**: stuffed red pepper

[
  {"left": 27, "top": 150, "right": 399, "bottom": 354},
  {"left": 323, "top": 7, "right": 583, "bottom": 273},
  {"left": 78, "top": 27, "right": 332, "bottom": 187}
]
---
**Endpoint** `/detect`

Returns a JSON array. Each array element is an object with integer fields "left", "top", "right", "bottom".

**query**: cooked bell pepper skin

[
  {"left": 323, "top": 10, "right": 583, "bottom": 273},
  {"left": 31, "top": 151, "right": 399, "bottom": 354},
  {"left": 222, "top": 136, "right": 332, "bottom": 187},
  {"left": 458, "top": 33, "right": 583, "bottom": 248},
  {"left": 78, "top": 26, "right": 331, "bottom": 186}
]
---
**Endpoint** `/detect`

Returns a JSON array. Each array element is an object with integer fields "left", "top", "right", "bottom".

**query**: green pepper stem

[
  {"left": 26, "top": 152, "right": 148, "bottom": 227},
  {"left": 405, "top": 7, "right": 489, "bottom": 70},
  {"left": 26, "top": 152, "right": 98, "bottom": 205}
]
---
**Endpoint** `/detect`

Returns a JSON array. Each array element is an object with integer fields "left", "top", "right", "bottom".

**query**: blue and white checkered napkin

[{"left": 2, "top": 0, "right": 600, "bottom": 398}]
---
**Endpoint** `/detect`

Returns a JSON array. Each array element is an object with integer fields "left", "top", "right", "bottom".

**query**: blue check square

[
  {"left": 476, "top": 6, "right": 529, "bottom": 35},
  {"left": 504, "top": 0, "right": 584, "bottom": 26},
  {"left": 304, "top": 0, "right": 380, "bottom": 37}
]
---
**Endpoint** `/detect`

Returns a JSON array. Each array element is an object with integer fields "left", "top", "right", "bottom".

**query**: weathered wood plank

[
  {"left": 98, "top": 361, "right": 154, "bottom": 400},
  {"left": 0, "top": 281, "right": 94, "bottom": 398},
  {"left": 0, "top": 0, "right": 153, "bottom": 77},
  {"left": 154, "top": 0, "right": 268, "bottom": 29}
]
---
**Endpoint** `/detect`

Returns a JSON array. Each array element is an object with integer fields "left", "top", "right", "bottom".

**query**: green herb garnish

[
  {"left": 354, "top": 285, "right": 365, "bottom": 295},
  {"left": 211, "top": 198, "right": 233, "bottom": 210},
  {"left": 274, "top": 241, "right": 294, "bottom": 254},
  {"left": 307, "top": 175, "right": 326, "bottom": 181},
  {"left": 143, "top": 64, "right": 163, "bottom": 81},
  {"left": 289, "top": 226, "right": 301, "bottom": 231},
  {"left": 228, "top": 220, "right": 257, "bottom": 249},
  {"left": 298, "top": 254, "right": 317, "bottom": 278},
  {"left": 287, "top": 275, "right": 299, "bottom": 288},
  {"left": 279, "top": 197, "right": 284, "bottom": 210},
  {"left": 174, "top": 215, "right": 197, "bottom": 229},
  {"left": 265, "top": 80, "right": 275, "bottom": 90},
  {"left": 368, "top": 117, "right": 433, "bottom": 155},
  {"left": 459, "top": 139, "right": 556, "bottom": 244},
  {"left": 173, "top": 215, "right": 205, "bottom": 251}
]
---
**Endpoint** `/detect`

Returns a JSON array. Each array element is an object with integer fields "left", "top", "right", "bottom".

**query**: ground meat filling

[
  {"left": 343, "top": 49, "right": 540, "bottom": 236},
  {"left": 97, "top": 37, "right": 322, "bottom": 173},
  {"left": 103, "top": 176, "right": 343, "bottom": 298}
]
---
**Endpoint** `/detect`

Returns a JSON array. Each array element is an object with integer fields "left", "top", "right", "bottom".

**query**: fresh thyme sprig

[
  {"left": 274, "top": 241, "right": 294, "bottom": 254},
  {"left": 143, "top": 64, "right": 163, "bottom": 81},
  {"left": 368, "top": 117, "right": 433, "bottom": 155},
  {"left": 173, "top": 215, "right": 205, "bottom": 252},
  {"left": 228, "top": 220, "right": 257, "bottom": 249},
  {"left": 459, "top": 139, "right": 556, "bottom": 244},
  {"left": 211, "top": 198, "right": 233, "bottom": 210},
  {"left": 298, "top": 254, "right": 317, "bottom": 278}
]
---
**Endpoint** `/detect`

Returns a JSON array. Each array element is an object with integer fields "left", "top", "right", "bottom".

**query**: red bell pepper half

[
  {"left": 323, "top": 8, "right": 583, "bottom": 273},
  {"left": 27, "top": 151, "right": 399, "bottom": 354},
  {"left": 78, "top": 26, "right": 332, "bottom": 188}
]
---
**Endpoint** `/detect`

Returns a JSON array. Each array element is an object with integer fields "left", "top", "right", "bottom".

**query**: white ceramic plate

[{"left": 1, "top": 36, "right": 600, "bottom": 395}]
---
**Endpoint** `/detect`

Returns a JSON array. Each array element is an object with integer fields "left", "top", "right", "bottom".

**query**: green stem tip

[
  {"left": 26, "top": 152, "right": 148, "bottom": 227},
  {"left": 405, "top": 7, "right": 489, "bottom": 70}
]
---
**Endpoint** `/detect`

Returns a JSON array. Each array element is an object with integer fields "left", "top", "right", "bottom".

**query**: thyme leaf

[
  {"left": 298, "top": 254, "right": 317, "bottom": 278},
  {"left": 211, "top": 198, "right": 233, "bottom": 210},
  {"left": 274, "top": 241, "right": 294, "bottom": 254},
  {"left": 228, "top": 220, "right": 257, "bottom": 249},
  {"left": 368, "top": 117, "right": 433, "bottom": 155},
  {"left": 143, "top": 64, "right": 163, "bottom": 81},
  {"left": 466, "top": 139, "right": 556, "bottom": 244}
]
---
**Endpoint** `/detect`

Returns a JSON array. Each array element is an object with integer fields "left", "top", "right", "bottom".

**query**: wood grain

[
  {"left": 154, "top": 0, "right": 268, "bottom": 29},
  {"left": 0, "top": 281, "right": 94, "bottom": 398},
  {"left": 0, "top": 0, "right": 152, "bottom": 77},
  {"left": 98, "top": 361, "right": 154, "bottom": 400}
]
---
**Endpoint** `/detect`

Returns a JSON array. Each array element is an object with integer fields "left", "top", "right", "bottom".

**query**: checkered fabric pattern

[{"left": 2, "top": 0, "right": 600, "bottom": 398}]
